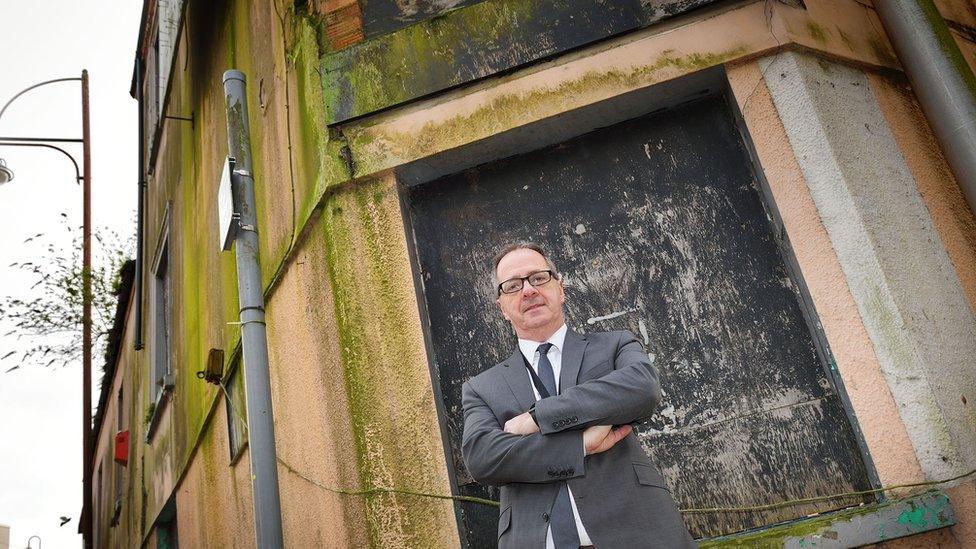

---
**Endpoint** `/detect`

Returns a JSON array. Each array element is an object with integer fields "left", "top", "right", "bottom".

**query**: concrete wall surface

[
  {"left": 761, "top": 50, "right": 976, "bottom": 481},
  {"left": 88, "top": 0, "right": 976, "bottom": 547}
]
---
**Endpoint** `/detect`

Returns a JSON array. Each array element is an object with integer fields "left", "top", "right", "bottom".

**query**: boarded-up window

[{"left": 408, "top": 93, "right": 873, "bottom": 545}]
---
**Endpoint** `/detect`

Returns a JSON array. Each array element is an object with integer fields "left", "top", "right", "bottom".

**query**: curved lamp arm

[
  {"left": 0, "top": 75, "right": 86, "bottom": 183},
  {"left": 0, "top": 77, "right": 81, "bottom": 128},
  {"left": 0, "top": 142, "right": 82, "bottom": 182}
]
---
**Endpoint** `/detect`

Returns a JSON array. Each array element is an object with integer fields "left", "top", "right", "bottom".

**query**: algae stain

[
  {"left": 917, "top": 0, "right": 976, "bottom": 97},
  {"left": 837, "top": 28, "right": 855, "bottom": 53},
  {"left": 319, "top": 183, "right": 450, "bottom": 547},
  {"left": 289, "top": 12, "right": 353, "bottom": 225},
  {"left": 225, "top": 0, "right": 237, "bottom": 69},
  {"left": 807, "top": 22, "right": 829, "bottom": 44},
  {"left": 320, "top": 195, "right": 386, "bottom": 548},
  {"left": 350, "top": 45, "right": 749, "bottom": 175},
  {"left": 868, "top": 38, "right": 898, "bottom": 67}
]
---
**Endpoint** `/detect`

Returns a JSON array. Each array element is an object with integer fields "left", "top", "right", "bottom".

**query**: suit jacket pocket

[
  {"left": 579, "top": 360, "right": 613, "bottom": 382},
  {"left": 633, "top": 462, "right": 669, "bottom": 490},
  {"left": 497, "top": 505, "right": 512, "bottom": 539}
]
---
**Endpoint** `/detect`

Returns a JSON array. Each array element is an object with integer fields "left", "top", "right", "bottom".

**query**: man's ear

[
  {"left": 558, "top": 278, "right": 566, "bottom": 304},
  {"left": 496, "top": 298, "right": 511, "bottom": 321}
]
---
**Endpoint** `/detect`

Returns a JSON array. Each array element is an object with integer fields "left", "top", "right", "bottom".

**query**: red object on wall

[{"left": 114, "top": 430, "right": 129, "bottom": 466}]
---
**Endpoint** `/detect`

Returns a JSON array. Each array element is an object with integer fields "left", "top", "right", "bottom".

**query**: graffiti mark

[
  {"left": 638, "top": 318, "right": 650, "bottom": 346},
  {"left": 586, "top": 308, "right": 636, "bottom": 324}
]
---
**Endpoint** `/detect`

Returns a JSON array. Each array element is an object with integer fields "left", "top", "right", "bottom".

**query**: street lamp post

[{"left": 0, "top": 70, "right": 93, "bottom": 549}]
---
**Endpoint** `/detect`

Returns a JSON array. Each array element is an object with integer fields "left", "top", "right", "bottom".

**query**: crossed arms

[{"left": 461, "top": 331, "right": 661, "bottom": 486}]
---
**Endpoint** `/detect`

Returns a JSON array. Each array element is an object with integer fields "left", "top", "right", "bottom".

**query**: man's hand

[
  {"left": 504, "top": 411, "right": 541, "bottom": 435},
  {"left": 584, "top": 424, "right": 632, "bottom": 455}
]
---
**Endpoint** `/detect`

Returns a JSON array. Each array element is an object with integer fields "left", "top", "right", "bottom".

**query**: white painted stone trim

[{"left": 761, "top": 51, "right": 976, "bottom": 480}]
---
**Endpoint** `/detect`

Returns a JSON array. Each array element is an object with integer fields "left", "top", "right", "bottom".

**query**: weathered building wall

[
  {"left": 173, "top": 403, "right": 255, "bottom": 548},
  {"left": 318, "top": 173, "right": 458, "bottom": 547},
  {"left": 91, "top": 283, "right": 141, "bottom": 549},
  {"left": 265, "top": 224, "right": 368, "bottom": 547},
  {"left": 119, "top": 0, "right": 457, "bottom": 546},
  {"left": 92, "top": 0, "right": 976, "bottom": 546},
  {"left": 339, "top": 0, "right": 898, "bottom": 180}
]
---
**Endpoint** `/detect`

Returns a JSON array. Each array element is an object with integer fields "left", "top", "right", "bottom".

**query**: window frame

[
  {"left": 141, "top": 0, "right": 187, "bottom": 175},
  {"left": 146, "top": 205, "right": 173, "bottom": 441},
  {"left": 224, "top": 354, "right": 248, "bottom": 464}
]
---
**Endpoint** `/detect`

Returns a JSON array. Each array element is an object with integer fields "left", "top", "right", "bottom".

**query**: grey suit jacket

[{"left": 461, "top": 329, "right": 696, "bottom": 548}]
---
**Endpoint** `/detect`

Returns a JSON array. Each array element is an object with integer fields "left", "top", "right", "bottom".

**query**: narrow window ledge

[
  {"left": 144, "top": 375, "right": 175, "bottom": 442},
  {"left": 699, "top": 490, "right": 955, "bottom": 548},
  {"left": 229, "top": 439, "right": 248, "bottom": 466}
]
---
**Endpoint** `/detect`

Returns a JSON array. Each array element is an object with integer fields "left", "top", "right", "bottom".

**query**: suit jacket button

[{"left": 542, "top": 513, "right": 550, "bottom": 523}]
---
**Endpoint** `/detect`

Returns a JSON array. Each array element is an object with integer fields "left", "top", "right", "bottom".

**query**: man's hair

[{"left": 492, "top": 241, "right": 560, "bottom": 289}]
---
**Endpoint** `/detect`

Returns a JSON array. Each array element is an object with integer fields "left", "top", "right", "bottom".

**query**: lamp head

[{"left": 0, "top": 158, "right": 13, "bottom": 185}]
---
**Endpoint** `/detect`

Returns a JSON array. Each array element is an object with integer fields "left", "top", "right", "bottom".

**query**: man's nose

[{"left": 520, "top": 281, "right": 539, "bottom": 297}]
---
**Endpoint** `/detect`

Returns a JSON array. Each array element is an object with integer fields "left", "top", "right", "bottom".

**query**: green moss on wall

[
  {"left": 346, "top": 45, "right": 748, "bottom": 176},
  {"left": 290, "top": 11, "right": 353, "bottom": 225},
  {"left": 699, "top": 492, "right": 953, "bottom": 547},
  {"left": 807, "top": 22, "right": 829, "bottom": 44},
  {"left": 318, "top": 0, "right": 697, "bottom": 122},
  {"left": 320, "top": 179, "right": 455, "bottom": 548}
]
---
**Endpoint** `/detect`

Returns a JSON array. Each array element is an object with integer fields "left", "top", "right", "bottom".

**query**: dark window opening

[
  {"left": 157, "top": 497, "right": 179, "bottom": 549},
  {"left": 225, "top": 356, "right": 248, "bottom": 463}
]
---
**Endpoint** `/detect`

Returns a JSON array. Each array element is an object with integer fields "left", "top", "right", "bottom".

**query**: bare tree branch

[{"left": 1, "top": 219, "right": 134, "bottom": 371}]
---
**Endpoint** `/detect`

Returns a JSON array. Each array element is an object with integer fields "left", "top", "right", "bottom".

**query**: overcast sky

[{"left": 0, "top": 2, "right": 142, "bottom": 547}]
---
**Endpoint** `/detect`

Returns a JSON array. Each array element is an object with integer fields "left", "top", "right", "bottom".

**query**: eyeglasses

[{"left": 498, "top": 270, "right": 557, "bottom": 295}]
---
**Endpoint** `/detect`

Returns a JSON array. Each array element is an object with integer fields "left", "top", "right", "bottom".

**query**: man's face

[{"left": 495, "top": 248, "right": 566, "bottom": 340}]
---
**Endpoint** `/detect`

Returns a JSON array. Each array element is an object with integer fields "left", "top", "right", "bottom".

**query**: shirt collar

[{"left": 517, "top": 324, "right": 568, "bottom": 362}]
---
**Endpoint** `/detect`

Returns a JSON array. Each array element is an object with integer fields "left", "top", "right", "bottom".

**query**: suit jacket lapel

[
  {"left": 560, "top": 329, "right": 587, "bottom": 392},
  {"left": 501, "top": 349, "right": 536, "bottom": 411}
]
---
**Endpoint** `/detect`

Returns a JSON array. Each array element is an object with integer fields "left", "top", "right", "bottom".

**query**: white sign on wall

[{"left": 218, "top": 156, "right": 238, "bottom": 251}]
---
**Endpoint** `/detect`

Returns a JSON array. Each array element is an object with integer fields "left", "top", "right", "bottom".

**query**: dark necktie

[{"left": 536, "top": 343, "right": 581, "bottom": 549}]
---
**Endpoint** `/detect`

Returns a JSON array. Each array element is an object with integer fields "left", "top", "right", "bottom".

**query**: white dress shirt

[{"left": 517, "top": 323, "right": 593, "bottom": 548}]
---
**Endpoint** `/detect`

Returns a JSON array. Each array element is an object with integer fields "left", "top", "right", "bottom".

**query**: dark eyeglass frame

[{"left": 497, "top": 269, "right": 557, "bottom": 295}]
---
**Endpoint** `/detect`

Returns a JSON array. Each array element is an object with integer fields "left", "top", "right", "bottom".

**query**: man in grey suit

[{"left": 462, "top": 242, "right": 696, "bottom": 548}]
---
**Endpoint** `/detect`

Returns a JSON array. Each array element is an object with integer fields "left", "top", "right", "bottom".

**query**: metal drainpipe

[
  {"left": 134, "top": 55, "right": 145, "bottom": 351},
  {"left": 222, "top": 70, "right": 285, "bottom": 549},
  {"left": 874, "top": 0, "right": 976, "bottom": 215}
]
